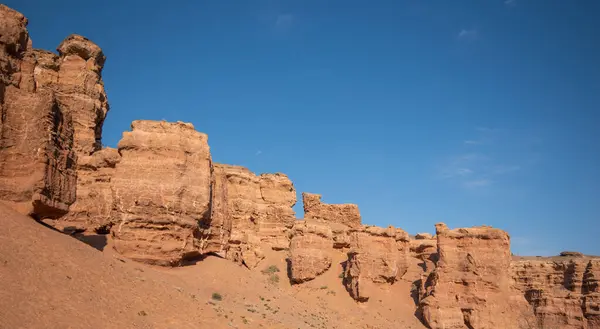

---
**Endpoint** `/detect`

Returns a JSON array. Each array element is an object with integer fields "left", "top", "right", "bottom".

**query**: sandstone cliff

[
  {"left": 419, "top": 223, "right": 535, "bottom": 329},
  {"left": 110, "top": 120, "right": 212, "bottom": 265},
  {"left": 512, "top": 256, "right": 600, "bottom": 329},
  {"left": 1, "top": 5, "right": 598, "bottom": 329},
  {"left": 0, "top": 5, "right": 77, "bottom": 218}
]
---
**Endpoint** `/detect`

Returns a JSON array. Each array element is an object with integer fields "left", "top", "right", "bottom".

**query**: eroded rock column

[
  {"left": 110, "top": 120, "right": 212, "bottom": 266},
  {"left": 0, "top": 5, "right": 77, "bottom": 218},
  {"left": 419, "top": 223, "right": 534, "bottom": 329},
  {"left": 289, "top": 220, "right": 333, "bottom": 283}
]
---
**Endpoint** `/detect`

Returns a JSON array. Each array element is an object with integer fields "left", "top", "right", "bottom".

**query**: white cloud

[
  {"left": 437, "top": 127, "right": 530, "bottom": 190},
  {"left": 458, "top": 29, "right": 478, "bottom": 40}
]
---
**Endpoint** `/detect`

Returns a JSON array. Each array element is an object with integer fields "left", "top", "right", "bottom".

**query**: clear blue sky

[{"left": 8, "top": 0, "right": 599, "bottom": 256}]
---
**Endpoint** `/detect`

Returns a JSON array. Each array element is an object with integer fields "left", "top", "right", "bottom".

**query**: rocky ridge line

[{"left": 1, "top": 5, "right": 598, "bottom": 329}]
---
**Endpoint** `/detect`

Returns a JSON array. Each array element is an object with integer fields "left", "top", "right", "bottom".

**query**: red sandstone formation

[
  {"left": 0, "top": 5, "right": 77, "bottom": 218},
  {"left": 110, "top": 120, "right": 212, "bottom": 265},
  {"left": 512, "top": 257, "right": 600, "bottom": 329},
  {"left": 344, "top": 226, "right": 410, "bottom": 302},
  {"left": 2, "top": 5, "right": 599, "bottom": 329},
  {"left": 289, "top": 220, "right": 334, "bottom": 283},
  {"left": 419, "top": 223, "right": 535, "bottom": 329},
  {"left": 302, "top": 192, "right": 361, "bottom": 227},
  {"left": 215, "top": 164, "right": 297, "bottom": 268}
]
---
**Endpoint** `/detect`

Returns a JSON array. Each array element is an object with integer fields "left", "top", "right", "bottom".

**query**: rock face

[
  {"left": 55, "top": 34, "right": 108, "bottom": 155},
  {"left": 511, "top": 257, "right": 600, "bottom": 329},
  {"left": 53, "top": 148, "right": 120, "bottom": 233},
  {"left": 344, "top": 226, "right": 410, "bottom": 302},
  {"left": 3, "top": 6, "right": 600, "bottom": 328},
  {"left": 419, "top": 223, "right": 534, "bottom": 329},
  {"left": 289, "top": 220, "right": 333, "bottom": 283},
  {"left": 197, "top": 164, "right": 232, "bottom": 256},
  {"left": 302, "top": 192, "right": 361, "bottom": 228},
  {"left": 216, "top": 164, "right": 296, "bottom": 268},
  {"left": 110, "top": 121, "right": 212, "bottom": 266},
  {"left": 35, "top": 34, "right": 111, "bottom": 233},
  {"left": 0, "top": 5, "right": 77, "bottom": 218}
]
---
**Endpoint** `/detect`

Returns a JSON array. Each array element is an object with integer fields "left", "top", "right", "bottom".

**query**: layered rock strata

[
  {"left": 289, "top": 220, "right": 333, "bottom": 283},
  {"left": 302, "top": 192, "right": 361, "bottom": 228},
  {"left": 512, "top": 257, "right": 600, "bottom": 329},
  {"left": 110, "top": 121, "right": 212, "bottom": 266},
  {"left": 216, "top": 164, "right": 296, "bottom": 268},
  {"left": 344, "top": 226, "right": 410, "bottom": 301},
  {"left": 419, "top": 223, "right": 535, "bottom": 329},
  {"left": 0, "top": 5, "right": 77, "bottom": 218},
  {"left": 3, "top": 6, "right": 600, "bottom": 329}
]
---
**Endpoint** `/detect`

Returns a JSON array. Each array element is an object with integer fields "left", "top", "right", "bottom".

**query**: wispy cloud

[
  {"left": 255, "top": 150, "right": 262, "bottom": 156},
  {"left": 437, "top": 127, "right": 529, "bottom": 189},
  {"left": 458, "top": 29, "right": 478, "bottom": 41},
  {"left": 505, "top": 0, "right": 517, "bottom": 6}
]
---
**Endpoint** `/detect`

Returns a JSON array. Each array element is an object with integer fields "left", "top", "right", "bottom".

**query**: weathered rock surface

[
  {"left": 289, "top": 220, "right": 333, "bottom": 283},
  {"left": 344, "top": 226, "right": 410, "bottom": 302},
  {"left": 302, "top": 192, "right": 361, "bottom": 228},
  {"left": 512, "top": 257, "right": 600, "bottom": 329},
  {"left": 52, "top": 147, "right": 120, "bottom": 233},
  {"left": 216, "top": 164, "right": 296, "bottom": 268},
  {"left": 404, "top": 235, "right": 439, "bottom": 289},
  {"left": 55, "top": 34, "right": 108, "bottom": 155},
  {"left": 4, "top": 6, "right": 600, "bottom": 329},
  {"left": 197, "top": 164, "right": 232, "bottom": 256},
  {"left": 419, "top": 223, "right": 534, "bottom": 329},
  {"left": 0, "top": 5, "right": 77, "bottom": 218},
  {"left": 110, "top": 120, "right": 212, "bottom": 265}
]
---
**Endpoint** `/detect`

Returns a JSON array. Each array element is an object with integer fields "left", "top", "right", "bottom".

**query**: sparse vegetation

[
  {"left": 320, "top": 286, "right": 327, "bottom": 289},
  {"left": 338, "top": 273, "right": 344, "bottom": 279},
  {"left": 211, "top": 292, "right": 223, "bottom": 301},
  {"left": 269, "top": 274, "right": 280, "bottom": 284},
  {"left": 262, "top": 265, "right": 280, "bottom": 274}
]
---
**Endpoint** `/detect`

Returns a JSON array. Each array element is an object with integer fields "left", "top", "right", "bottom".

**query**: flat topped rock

[{"left": 559, "top": 251, "right": 584, "bottom": 257}]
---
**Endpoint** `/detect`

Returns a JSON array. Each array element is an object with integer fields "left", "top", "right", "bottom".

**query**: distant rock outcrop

[
  {"left": 512, "top": 257, "right": 600, "bottom": 329},
  {"left": 302, "top": 192, "right": 361, "bottom": 228}
]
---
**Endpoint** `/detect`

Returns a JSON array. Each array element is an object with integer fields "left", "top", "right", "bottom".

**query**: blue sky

[{"left": 8, "top": 0, "right": 599, "bottom": 256}]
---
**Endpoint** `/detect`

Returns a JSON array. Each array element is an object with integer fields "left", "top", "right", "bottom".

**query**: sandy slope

[{"left": 0, "top": 204, "right": 425, "bottom": 329}]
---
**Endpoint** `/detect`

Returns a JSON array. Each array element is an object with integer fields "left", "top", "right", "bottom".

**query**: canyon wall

[{"left": 1, "top": 5, "right": 598, "bottom": 329}]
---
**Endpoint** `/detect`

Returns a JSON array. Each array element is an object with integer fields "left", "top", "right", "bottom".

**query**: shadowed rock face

[
  {"left": 512, "top": 257, "right": 600, "bottom": 329},
  {"left": 110, "top": 120, "right": 212, "bottom": 266},
  {"left": 419, "top": 223, "right": 535, "bottom": 329},
  {"left": 0, "top": 5, "right": 77, "bottom": 218}
]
